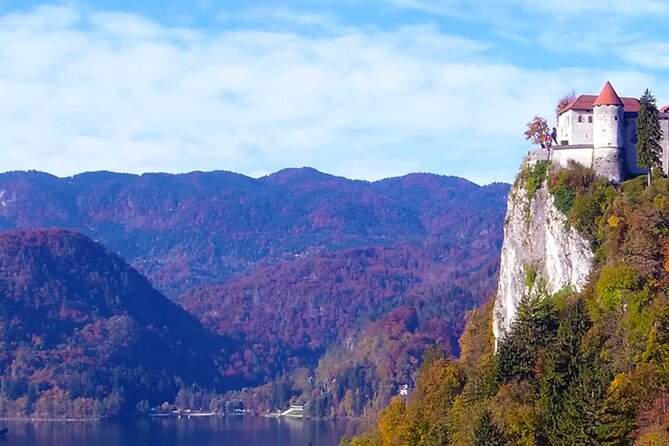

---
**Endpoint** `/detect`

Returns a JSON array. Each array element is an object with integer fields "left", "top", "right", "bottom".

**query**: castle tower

[{"left": 592, "top": 81, "right": 624, "bottom": 182}]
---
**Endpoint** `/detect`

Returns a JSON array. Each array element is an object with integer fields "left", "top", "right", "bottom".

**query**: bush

[
  {"left": 524, "top": 264, "right": 538, "bottom": 289},
  {"left": 594, "top": 264, "right": 642, "bottom": 311},
  {"left": 524, "top": 161, "right": 549, "bottom": 195},
  {"left": 548, "top": 163, "right": 616, "bottom": 248},
  {"left": 551, "top": 185, "right": 576, "bottom": 214}
]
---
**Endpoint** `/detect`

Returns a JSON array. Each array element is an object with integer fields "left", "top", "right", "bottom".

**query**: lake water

[{"left": 0, "top": 416, "right": 359, "bottom": 446}]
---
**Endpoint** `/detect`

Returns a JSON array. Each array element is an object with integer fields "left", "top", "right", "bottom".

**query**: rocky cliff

[{"left": 492, "top": 160, "right": 594, "bottom": 343}]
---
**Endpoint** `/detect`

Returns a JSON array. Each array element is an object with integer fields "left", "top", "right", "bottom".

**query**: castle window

[
  {"left": 588, "top": 116, "right": 593, "bottom": 123},
  {"left": 614, "top": 116, "right": 618, "bottom": 121},
  {"left": 578, "top": 115, "right": 583, "bottom": 123}
]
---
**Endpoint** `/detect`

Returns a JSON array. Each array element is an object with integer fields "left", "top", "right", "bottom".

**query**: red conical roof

[{"left": 593, "top": 81, "right": 624, "bottom": 107}]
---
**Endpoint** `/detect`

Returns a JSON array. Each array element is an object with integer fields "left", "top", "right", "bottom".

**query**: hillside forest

[
  {"left": 0, "top": 169, "right": 508, "bottom": 419},
  {"left": 346, "top": 164, "right": 669, "bottom": 445}
]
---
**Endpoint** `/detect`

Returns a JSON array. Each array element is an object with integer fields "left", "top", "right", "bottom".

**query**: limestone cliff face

[{"left": 492, "top": 163, "right": 594, "bottom": 343}]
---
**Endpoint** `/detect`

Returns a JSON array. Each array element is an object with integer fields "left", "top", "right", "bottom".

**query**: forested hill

[
  {"left": 0, "top": 168, "right": 510, "bottom": 418},
  {"left": 0, "top": 229, "right": 240, "bottom": 419},
  {"left": 0, "top": 169, "right": 509, "bottom": 298},
  {"left": 346, "top": 167, "right": 669, "bottom": 445}
]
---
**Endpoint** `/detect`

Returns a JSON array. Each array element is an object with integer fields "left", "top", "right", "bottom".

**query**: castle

[{"left": 530, "top": 81, "right": 669, "bottom": 182}]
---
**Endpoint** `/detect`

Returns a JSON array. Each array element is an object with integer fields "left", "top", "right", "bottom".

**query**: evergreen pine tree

[
  {"left": 538, "top": 299, "right": 606, "bottom": 446},
  {"left": 473, "top": 410, "right": 506, "bottom": 446},
  {"left": 496, "top": 296, "right": 557, "bottom": 383},
  {"left": 636, "top": 89, "right": 663, "bottom": 186}
]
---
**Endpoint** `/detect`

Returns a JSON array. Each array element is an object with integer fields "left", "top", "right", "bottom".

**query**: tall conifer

[
  {"left": 473, "top": 410, "right": 506, "bottom": 446},
  {"left": 636, "top": 89, "right": 663, "bottom": 185}
]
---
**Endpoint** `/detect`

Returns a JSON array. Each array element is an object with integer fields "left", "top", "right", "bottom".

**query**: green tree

[
  {"left": 473, "top": 410, "right": 506, "bottom": 446},
  {"left": 636, "top": 89, "right": 663, "bottom": 186},
  {"left": 404, "top": 359, "right": 463, "bottom": 446},
  {"left": 496, "top": 296, "right": 557, "bottom": 383},
  {"left": 596, "top": 374, "right": 639, "bottom": 446},
  {"left": 538, "top": 300, "right": 605, "bottom": 446}
]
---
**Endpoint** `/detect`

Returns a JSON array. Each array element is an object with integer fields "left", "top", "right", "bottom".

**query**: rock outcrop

[{"left": 492, "top": 161, "right": 594, "bottom": 344}]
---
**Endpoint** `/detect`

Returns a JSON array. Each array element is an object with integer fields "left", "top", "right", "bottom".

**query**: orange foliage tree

[
  {"left": 524, "top": 115, "right": 549, "bottom": 148},
  {"left": 555, "top": 90, "right": 576, "bottom": 120}
]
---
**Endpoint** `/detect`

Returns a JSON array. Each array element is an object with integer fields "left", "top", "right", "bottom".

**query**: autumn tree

[
  {"left": 556, "top": 90, "right": 577, "bottom": 121},
  {"left": 637, "top": 89, "right": 663, "bottom": 186},
  {"left": 524, "top": 115, "right": 550, "bottom": 148},
  {"left": 377, "top": 397, "right": 407, "bottom": 446}
]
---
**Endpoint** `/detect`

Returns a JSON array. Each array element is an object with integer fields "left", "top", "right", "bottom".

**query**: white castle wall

[
  {"left": 551, "top": 146, "right": 594, "bottom": 169},
  {"left": 551, "top": 145, "right": 622, "bottom": 183},
  {"left": 558, "top": 110, "right": 593, "bottom": 145},
  {"left": 593, "top": 147, "right": 624, "bottom": 182},
  {"left": 528, "top": 149, "right": 550, "bottom": 165},
  {"left": 592, "top": 104, "right": 624, "bottom": 182},
  {"left": 593, "top": 104, "right": 624, "bottom": 150}
]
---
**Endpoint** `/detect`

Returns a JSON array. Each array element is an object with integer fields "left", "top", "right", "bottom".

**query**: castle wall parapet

[
  {"left": 551, "top": 144, "right": 593, "bottom": 151},
  {"left": 527, "top": 149, "right": 549, "bottom": 165},
  {"left": 551, "top": 146, "right": 595, "bottom": 171}
]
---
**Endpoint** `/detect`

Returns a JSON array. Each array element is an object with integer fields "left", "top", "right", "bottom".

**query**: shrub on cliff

[
  {"left": 518, "top": 160, "right": 549, "bottom": 195},
  {"left": 547, "top": 162, "right": 616, "bottom": 249}
]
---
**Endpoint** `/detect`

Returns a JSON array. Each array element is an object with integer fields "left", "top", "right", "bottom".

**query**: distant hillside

[
  {"left": 0, "top": 169, "right": 509, "bottom": 298},
  {"left": 0, "top": 229, "right": 239, "bottom": 419},
  {"left": 0, "top": 168, "right": 510, "bottom": 418},
  {"left": 178, "top": 173, "right": 507, "bottom": 416},
  {"left": 183, "top": 238, "right": 498, "bottom": 361}
]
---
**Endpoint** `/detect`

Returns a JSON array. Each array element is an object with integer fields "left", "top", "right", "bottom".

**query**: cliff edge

[{"left": 492, "top": 160, "right": 594, "bottom": 343}]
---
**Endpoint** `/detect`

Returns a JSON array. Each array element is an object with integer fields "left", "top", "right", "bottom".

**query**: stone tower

[{"left": 592, "top": 81, "right": 624, "bottom": 182}]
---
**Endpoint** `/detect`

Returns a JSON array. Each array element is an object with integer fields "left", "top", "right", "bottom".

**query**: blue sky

[{"left": 0, "top": 1, "right": 668, "bottom": 184}]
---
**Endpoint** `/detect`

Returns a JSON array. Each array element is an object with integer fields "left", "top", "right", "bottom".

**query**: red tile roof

[
  {"left": 620, "top": 97, "right": 641, "bottom": 113},
  {"left": 560, "top": 94, "right": 640, "bottom": 114},
  {"left": 593, "top": 81, "right": 624, "bottom": 107},
  {"left": 562, "top": 95, "right": 598, "bottom": 112}
]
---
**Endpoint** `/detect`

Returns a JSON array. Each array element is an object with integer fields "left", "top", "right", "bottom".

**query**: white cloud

[
  {"left": 233, "top": 7, "right": 343, "bottom": 31},
  {"left": 525, "top": 0, "right": 669, "bottom": 16},
  {"left": 619, "top": 42, "right": 669, "bottom": 69},
  {"left": 385, "top": 0, "right": 667, "bottom": 63},
  {"left": 387, "top": 0, "right": 669, "bottom": 19},
  {"left": 0, "top": 5, "right": 664, "bottom": 184}
]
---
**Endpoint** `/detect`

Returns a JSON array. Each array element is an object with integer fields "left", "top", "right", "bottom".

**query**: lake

[{"left": 0, "top": 416, "right": 359, "bottom": 446}]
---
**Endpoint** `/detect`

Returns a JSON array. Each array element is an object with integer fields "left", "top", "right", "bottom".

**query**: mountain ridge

[{"left": 0, "top": 168, "right": 509, "bottom": 297}]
